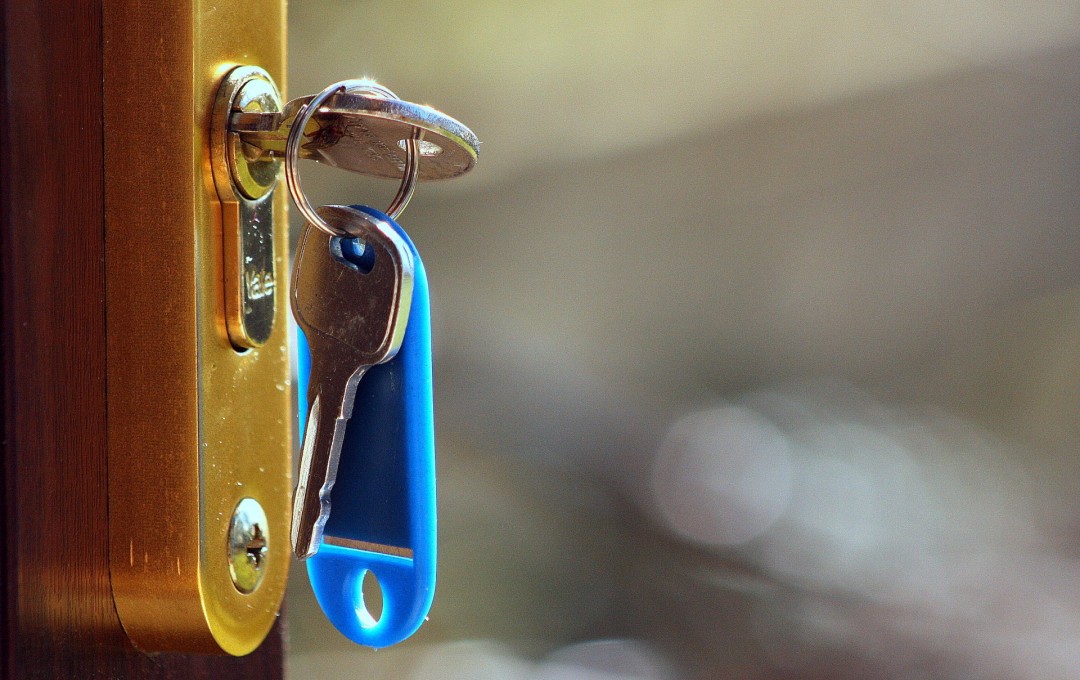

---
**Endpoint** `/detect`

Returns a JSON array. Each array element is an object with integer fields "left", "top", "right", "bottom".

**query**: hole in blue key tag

[
  {"left": 330, "top": 236, "right": 376, "bottom": 273},
  {"left": 358, "top": 569, "right": 384, "bottom": 627},
  {"left": 296, "top": 204, "right": 436, "bottom": 649}
]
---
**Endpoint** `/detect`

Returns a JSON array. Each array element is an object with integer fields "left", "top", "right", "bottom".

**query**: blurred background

[{"left": 284, "top": 2, "right": 1080, "bottom": 678}]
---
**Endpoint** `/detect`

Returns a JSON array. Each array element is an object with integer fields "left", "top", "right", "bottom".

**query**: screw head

[{"left": 228, "top": 497, "right": 269, "bottom": 594}]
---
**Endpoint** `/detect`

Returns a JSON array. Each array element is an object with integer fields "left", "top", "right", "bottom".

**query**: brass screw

[{"left": 228, "top": 497, "right": 269, "bottom": 594}]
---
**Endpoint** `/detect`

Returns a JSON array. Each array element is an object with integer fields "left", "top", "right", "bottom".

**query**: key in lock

[
  {"left": 215, "top": 75, "right": 479, "bottom": 349},
  {"left": 230, "top": 82, "right": 480, "bottom": 181}
]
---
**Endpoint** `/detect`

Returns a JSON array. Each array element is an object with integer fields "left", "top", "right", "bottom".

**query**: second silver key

[{"left": 291, "top": 204, "right": 415, "bottom": 559}]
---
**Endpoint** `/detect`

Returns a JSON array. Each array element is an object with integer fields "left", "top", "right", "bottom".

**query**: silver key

[
  {"left": 291, "top": 205, "right": 414, "bottom": 559},
  {"left": 230, "top": 88, "right": 479, "bottom": 181}
]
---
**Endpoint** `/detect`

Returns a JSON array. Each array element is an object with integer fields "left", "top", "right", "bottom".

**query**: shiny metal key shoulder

[{"left": 291, "top": 205, "right": 414, "bottom": 559}]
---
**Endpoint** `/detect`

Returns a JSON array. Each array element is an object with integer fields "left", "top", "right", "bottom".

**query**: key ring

[{"left": 285, "top": 80, "right": 423, "bottom": 238}]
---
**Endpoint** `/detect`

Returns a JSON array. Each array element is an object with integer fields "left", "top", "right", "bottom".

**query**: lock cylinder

[{"left": 211, "top": 65, "right": 283, "bottom": 350}]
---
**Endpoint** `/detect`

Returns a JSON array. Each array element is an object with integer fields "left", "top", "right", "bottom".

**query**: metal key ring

[{"left": 285, "top": 80, "right": 422, "bottom": 238}]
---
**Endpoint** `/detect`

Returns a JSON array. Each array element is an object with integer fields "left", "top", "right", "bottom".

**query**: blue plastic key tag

[{"left": 296, "top": 205, "right": 436, "bottom": 648}]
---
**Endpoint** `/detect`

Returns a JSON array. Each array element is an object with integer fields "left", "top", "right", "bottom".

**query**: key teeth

[
  {"left": 304, "top": 473, "right": 337, "bottom": 558},
  {"left": 292, "top": 394, "right": 323, "bottom": 559},
  {"left": 292, "top": 478, "right": 335, "bottom": 560},
  {"left": 294, "top": 517, "right": 325, "bottom": 560},
  {"left": 293, "top": 498, "right": 328, "bottom": 559},
  {"left": 292, "top": 378, "right": 357, "bottom": 559},
  {"left": 293, "top": 539, "right": 315, "bottom": 561}
]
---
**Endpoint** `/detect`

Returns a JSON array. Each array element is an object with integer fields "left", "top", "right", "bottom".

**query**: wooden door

[{"left": 1, "top": 0, "right": 285, "bottom": 676}]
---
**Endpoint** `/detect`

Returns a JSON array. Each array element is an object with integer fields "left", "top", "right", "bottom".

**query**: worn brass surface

[{"left": 104, "top": 0, "right": 290, "bottom": 656}]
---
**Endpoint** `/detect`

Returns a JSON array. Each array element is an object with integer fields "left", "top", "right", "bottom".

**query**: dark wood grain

[{"left": 0, "top": 1, "right": 284, "bottom": 677}]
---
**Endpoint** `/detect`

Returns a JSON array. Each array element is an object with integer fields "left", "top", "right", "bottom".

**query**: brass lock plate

[{"left": 103, "top": 0, "right": 291, "bottom": 656}]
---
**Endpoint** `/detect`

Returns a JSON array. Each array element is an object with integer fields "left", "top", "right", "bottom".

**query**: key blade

[
  {"left": 292, "top": 351, "right": 367, "bottom": 559},
  {"left": 292, "top": 393, "right": 326, "bottom": 558}
]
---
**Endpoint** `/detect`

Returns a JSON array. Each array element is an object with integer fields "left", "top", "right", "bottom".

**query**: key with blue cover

[
  {"left": 296, "top": 205, "right": 436, "bottom": 648},
  {"left": 291, "top": 204, "right": 414, "bottom": 560}
]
